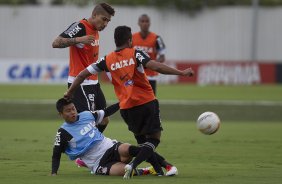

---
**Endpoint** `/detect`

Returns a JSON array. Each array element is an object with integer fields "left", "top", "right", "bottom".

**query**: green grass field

[
  {"left": 0, "top": 84, "right": 281, "bottom": 183},
  {"left": 0, "top": 83, "right": 282, "bottom": 101},
  {"left": 0, "top": 120, "right": 281, "bottom": 184},
  {"left": 0, "top": 84, "right": 281, "bottom": 121}
]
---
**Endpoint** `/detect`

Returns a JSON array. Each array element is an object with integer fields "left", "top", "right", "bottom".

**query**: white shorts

[{"left": 80, "top": 137, "right": 117, "bottom": 172}]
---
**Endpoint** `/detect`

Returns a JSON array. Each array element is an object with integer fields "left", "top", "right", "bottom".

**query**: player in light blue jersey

[{"left": 51, "top": 98, "right": 155, "bottom": 176}]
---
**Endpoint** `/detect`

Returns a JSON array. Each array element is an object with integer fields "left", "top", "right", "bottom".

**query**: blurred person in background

[
  {"left": 52, "top": 3, "right": 115, "bottom": 133},
  {"left": 64, "top": 25, "right": 194, "bottom": 179},
  {"left": 132, "top": 14, "right": 166, "bottom": 95}
]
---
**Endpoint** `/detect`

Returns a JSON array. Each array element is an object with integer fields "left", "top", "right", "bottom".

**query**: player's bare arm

[
  {"left": 52, "top": 35, "right": 95, "bottom": 48},
  {"left": 64, "top": 69, "right": 92, "bottom": 99},
  {"left": 145, "top": 60, "right": 194, "bottom": 76}
]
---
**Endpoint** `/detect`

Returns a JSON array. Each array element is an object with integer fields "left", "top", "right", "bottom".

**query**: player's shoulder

[
  {"left": 62, "top": 21, "right": 86, "bottom": 38},
  {"left": 135, "top": 48, "right": 150, "bottom": 61},
  {"left": 56, "top": 127, "right": 69, "bottom": 138},
  {"left": 79, "top": 111, "right": 93, "bottom": 117},
  {"left": 132, "top": 32, "right": 139, "bottom": 36},
  {"left": 149, "top": 32, "right": 158, "bottom": 37}
]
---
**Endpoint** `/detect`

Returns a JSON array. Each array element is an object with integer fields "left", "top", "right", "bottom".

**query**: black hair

[
  {"left": 114, "top": 26, "right": 132, "bottom": 47},
  {"left": 138, "top": 14, "right": 150, "bottom": 21},
  {"left": 93, "top": 2, "right": 115, "bottom": 16},
  {"left": 56, "top": 98, "right": 73, "bottom": 113}
]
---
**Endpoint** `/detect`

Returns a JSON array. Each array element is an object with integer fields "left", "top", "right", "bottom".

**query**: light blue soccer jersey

[{"left": 61, "top": 111, "right": 104, "bottom": 160}]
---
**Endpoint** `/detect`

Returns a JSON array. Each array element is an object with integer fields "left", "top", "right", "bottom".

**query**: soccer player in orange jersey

[
  {"left": 64, "top": 26, "right": 194, "bottom": 179},
  {"left": 52, "top": 3, "right": 115, "bottom": 132},
  {"left": 132, "top": 14, "right": 166, "bottom": 95}
]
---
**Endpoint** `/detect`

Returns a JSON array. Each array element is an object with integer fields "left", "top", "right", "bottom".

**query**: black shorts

[
  {"left": 95, "top": 142, "right": 122, "bottom": 175},
  {"left": 120, "top": 99, "right": 163, "bottom": 135},
  {"left": 68, "top": 83, "right": 106, "bottom": 113}
]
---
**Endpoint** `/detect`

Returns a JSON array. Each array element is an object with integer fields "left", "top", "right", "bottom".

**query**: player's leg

[
  {"left": 133, "top": 100, "right": 178, "bottom": 176},
  {"left": 95, "top": 143, "right": 149, "bottom": 176},
  {"left": 67, "top": 83, "right": 91, "bottom": 113},
  {"left": 120, "top": 100, "right": 164, "bottom": 178},
  {"left": 92, "top": 83, "right": 109, "bottom": 133},
  {"left": 134, "top": 135, "right": 178, "bottom": 176},
  {"left": 134, "top": 134, "right": 168, "bottom": 166},
  {"left": 108, "top": 162, "right": 127, "bottom": 175}
]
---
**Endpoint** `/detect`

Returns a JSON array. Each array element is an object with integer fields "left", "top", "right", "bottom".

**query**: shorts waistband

[{"left": 68, "top": 76, "right": 99, "bottom": 85}]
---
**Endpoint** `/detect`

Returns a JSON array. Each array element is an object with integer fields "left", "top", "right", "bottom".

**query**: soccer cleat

[
  {"left": 165, "top": 165, "right": 178, "bottom": 176},
  {"left": 145, "top": 166, "right": 157, "bottom": 175},
  {"left": 137, "top": 166, "right": 157, "bottom": 175},
  {"left": 123, "top": 164, "right": 134, "bottom": 179},
  {"left": 75, "top": 158, "right": 87, "bottom": 168}
]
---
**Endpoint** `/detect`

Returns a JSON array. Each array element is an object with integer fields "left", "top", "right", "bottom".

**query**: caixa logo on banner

[{"left": 5, "top": 63, "right": 69, "bottom": 83}]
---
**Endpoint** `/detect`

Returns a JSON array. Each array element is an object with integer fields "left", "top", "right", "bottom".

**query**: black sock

[
  {"left": 147, "top": 153, "right": 164, "bottom": 175},
  {"left": 131, "top": 145, "right": 154, "bottom": 169},
  {"left": 131, "top": 138, "right": 159, "bottom": 168},
  {"left": 131, "top": 138, "right": 163, "bottom": 175},
  {"left": 128, "top": 145, "right": 140, "bottom": 157},
  {"left": 154, "top": 152, "right": 172, "bottom": 168}
]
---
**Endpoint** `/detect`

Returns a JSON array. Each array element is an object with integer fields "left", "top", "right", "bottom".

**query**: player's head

[
  {"left": 114, "top": 25, "right": 132, "bottom": 48},
  {"left": 56, "top": 98, "right": 78, "bottom": 123},
  {"left": 91, "top": 3, "right": 115, "bottom": 31},
  {"left": 138, "top": 14, "right": 150, "bottom": 32}
]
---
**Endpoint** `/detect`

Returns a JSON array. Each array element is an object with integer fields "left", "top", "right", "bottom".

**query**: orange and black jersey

[
  {"left": 60, "top": 19, "right": 99, "bottom": 81},
  {"left": 87, "top": 48, "right": 155, "bottom": 109},
  {"left": 132, "top": 32, "right": 165, "bottom": 77}
]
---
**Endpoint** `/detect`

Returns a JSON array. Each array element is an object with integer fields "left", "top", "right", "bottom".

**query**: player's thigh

[
  {"left": 120, "top": 100, "right": 163, "bottom": 135},
  {"left": 94, "top": 83, "right": 107, "bottom": 110},
  {"left": 109, "top": 162, "right": 126, "bottom": 176},
  {"left": 118, "top": 143, "right": 132, "bottom": 163}
]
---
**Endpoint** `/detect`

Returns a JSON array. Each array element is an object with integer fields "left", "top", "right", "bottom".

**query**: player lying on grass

[{"left": 51, "top": 98, "right": 156, "bottom": 176}]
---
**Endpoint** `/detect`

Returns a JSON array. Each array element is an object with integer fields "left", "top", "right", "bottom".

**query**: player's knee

[{"left": 134, "top": 135, "right": 146, "bottom": 144}]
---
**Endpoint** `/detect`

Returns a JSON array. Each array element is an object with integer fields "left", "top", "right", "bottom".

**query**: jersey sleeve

[
  {"left": 92, "top": 110, "right": 105, "bottom": 125},
  {"left": 59, "top": 22, "right": 86, "bottom": 38},
  {"left": 51, "top": 128, "right": 72, "bottom": 174},
  {"left": 92, "top": 103, "right": 120, "bottom": 125},
  {"left": 87, "top": 56, "right": 109, "bottom": 74},
  {"left": 135, "top": 49, "right": 151, "bottom": 66},
  {"left": 156, "top": 36, "right": 166, "bottom": 55}
]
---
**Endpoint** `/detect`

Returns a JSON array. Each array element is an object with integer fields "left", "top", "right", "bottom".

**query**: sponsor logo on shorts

[{"left": 96, "top": 166, "right": 108, "bottom": 175}]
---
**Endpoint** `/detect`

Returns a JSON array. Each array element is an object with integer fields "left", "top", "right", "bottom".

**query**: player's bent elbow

[{"left": 52, "top": 42, "right": 59, "bottom": 48}]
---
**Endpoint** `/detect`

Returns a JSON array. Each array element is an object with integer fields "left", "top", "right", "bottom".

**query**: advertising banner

[
  {"left": 0, "top": 59, "right": 68, "bottom": 84},
  {"left": 177, "top": 62, "right": 278, "bottom": 85},
  {"left": 0, "top": 59, "right": 280, "bottom": 84}
]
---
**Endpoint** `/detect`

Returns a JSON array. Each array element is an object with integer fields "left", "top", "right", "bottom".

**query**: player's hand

[
  {"left": 182, "top": 67, "right": 194, "bottom": 77},
  {"left": 77, "top": 35, "right": 95, "bottom": 45},
  {"left": 63, "top": 91, "right": 73, "bottom": 100}
]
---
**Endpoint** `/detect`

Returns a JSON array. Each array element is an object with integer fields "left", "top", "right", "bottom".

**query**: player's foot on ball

[
  {"left": 75, "top": 158, "right": 87, "bottom": 168},
  {"left": 165, "top": 165, "right": 178, "bottom": 176}
]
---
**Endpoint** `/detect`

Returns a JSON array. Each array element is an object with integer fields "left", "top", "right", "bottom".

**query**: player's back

[{"left": 105, "top": 48, "right": 155, "bottom": 109}]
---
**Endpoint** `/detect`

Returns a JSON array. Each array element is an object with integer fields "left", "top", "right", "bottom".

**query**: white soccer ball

[{"left": 197, "top": 112, "right": 221, "bottom": 135}]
